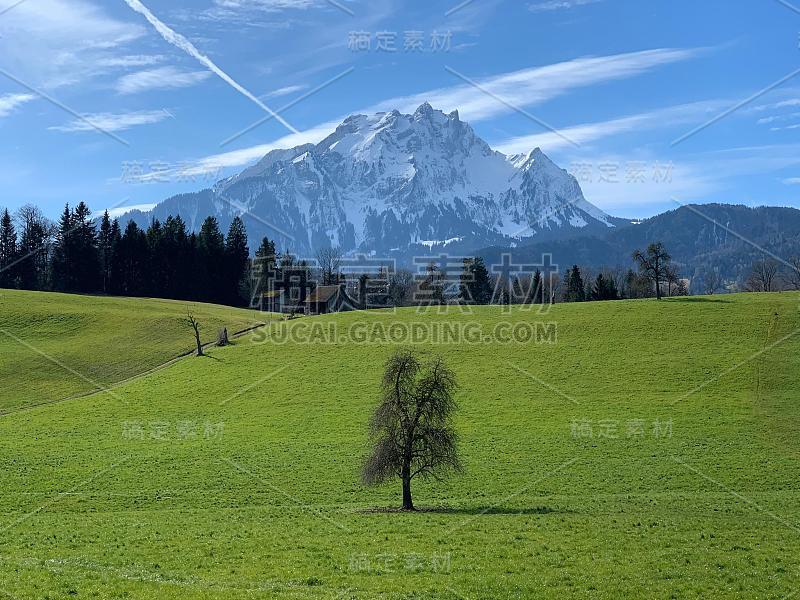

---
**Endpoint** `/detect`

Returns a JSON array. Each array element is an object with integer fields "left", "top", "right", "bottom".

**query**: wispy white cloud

[
  {"left": 372, "top": 47, "right": 703, "bottom": 123},
  {"left": 101, "top": 203, "right": 157, "bottom": 219},
  {"left": 262, "top": 84, "right": 308, "bottom": 99},
  {"left": 751, "top": 98, "right": 800, "bottom": 112},
  {"left": 569, "top": 143, "right": 800, "bottom": 213},
  {"left": 155, "top": 47, "right": 702, "bottom": 178},
  {"left": 528, "top": 0, "right": 603, "bottom": 12},
  {"left": 50, "top": 109, "right": 172, "bottom": 133},
  {"left": 757, "top": 111, "right": 800, "bottom": 125},
  {"left": 495, "top": 99, "right": 727, "bottom": 154},
  {"left": 95, "top": 55, "right": 166, "bottom": 69},
  {"left": 121, "top": 0, "right": 299, "bottom": 134},
  {"left": 116, "top": 66, "right": 211, "bottom": 94},
  {"left": 0, "top": 93, "right": 36, "bottom": 118},
  {"left": 213, "top": 0, "right": 328, "bottom": 10},
  {"left": 0, "top": 0, "right": 145, "bottom": 88}
]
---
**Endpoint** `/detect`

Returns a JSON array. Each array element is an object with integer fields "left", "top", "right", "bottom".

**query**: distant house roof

[{"left": 304, "top": 285, "right": 341, "bottom": 304}]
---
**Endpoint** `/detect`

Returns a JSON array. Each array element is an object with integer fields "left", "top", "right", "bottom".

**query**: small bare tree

[
  {"left": 388, "top": 269, "right": 414, "bottom": 307},
  {"left": 701, "top": 268, "right": 724, "bottom": 295},
  {"left": 747, "top": 259, "right": 780, "bottom": 292},
  {"left": 783, "top": 256, "right": 800, "bottom": 291},
  {"left": 185, "top": 309, "right": 203, "bottom": 356},
  {"left": 632, "top": 242, "right": 672, "bottom": 300},
  {"left": 362, "top": 350, "right": 462, "bottom": 511},
  {"left": 316, "top": 247, "right": 342, "bottom": 286},
  {"left": 664, "top": 264, "right": 680, "bottom": 297}
]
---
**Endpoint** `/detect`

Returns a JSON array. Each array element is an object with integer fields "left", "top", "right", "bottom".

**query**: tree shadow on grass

[
  {"left": 668, "top": 297, "right": 731, "bottom": 303},
  {"left": 359, "top": 506, "right": 570, "bottom": 515}
]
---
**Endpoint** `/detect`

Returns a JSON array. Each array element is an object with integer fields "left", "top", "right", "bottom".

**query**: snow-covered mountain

[{"left": 129, "top": 103, "right": 621, "bottom": 257}]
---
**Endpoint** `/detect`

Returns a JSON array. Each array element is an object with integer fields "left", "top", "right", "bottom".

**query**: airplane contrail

[{"left": 121, "top": 0, "right": 300, "bottom": 135}]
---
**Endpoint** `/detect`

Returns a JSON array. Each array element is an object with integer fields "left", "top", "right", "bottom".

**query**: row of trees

[
  {"left": 744, "top": 258, "right": 800, "bottom": 293},
  {"left": 0, "top": 203, "right": 250, "bottom": 306}
]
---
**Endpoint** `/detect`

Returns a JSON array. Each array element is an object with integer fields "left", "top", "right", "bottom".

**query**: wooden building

[{"left": 304, "top": 284, "right": 361, "bottom": 315}]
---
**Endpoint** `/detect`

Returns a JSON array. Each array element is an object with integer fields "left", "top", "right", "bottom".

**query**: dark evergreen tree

[
  {"left": 162, "top": 216, "right": 191, "bottom": 300},
  {"left": 197, "top": 216, "right": 225, "bottom": 302},
  {"left": 530, "top": 269, "right": 543, "bottom": 304},
  {"left": 146, "top": 219, "right": 167, "bottom": 296},
  {"left": 591, "top": 273, "right": 619, "bottom": 301},
  {"left": 0, "top": 208, "right": 18, "bottom": 288},
  {"left": 253, "top": 236, "right": 277, "bottom": 302},
  {"left": 115, "top": 221, "right": 149, "bottom": 296},
  {"left": 107, "top": 219, "right": 122, "bottom": 294},
  {"left": 460, "top": 257, "right": 493, "bottom": 304},
  {"left": 564, "top": 265, "right": 586, "bottom": 302},
  {"left": 224, "top": 216, "right": 249, "bottom": 306},
  {"left": 71, "top": 202, "right": 99, "bottom": 293},
  {"left": 98, "top": 211, "right": 113, "bottom": 293},
  {"left": 50, "top": 204, "right": 74, "bottom": 291}
]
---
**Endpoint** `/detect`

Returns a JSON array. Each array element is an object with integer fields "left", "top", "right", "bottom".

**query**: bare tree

[
  {"left": 362, "top": 350, "right": 462, "bottom": 511},
  {"left": 632, "top": 242, "right": 672, "bottom": 300},
  {"left": 388, "top": 269, "right": 414, "bottom": 307},
  {"left": 701, "top": 268, "right": 724, "bottom": 295},
  {"left": 315, "top": 247, "right": 342, "bottom": 286},
  {"left": 747, "top": 259, "right": 780, "bottom": 292},
  {"left": 664, "top": 264, "right": 680, "bottom": 297},
  {"left": 186, "top": 309, "right": 203, "bottom": 356},
  {"left": 783, "top": 257, "right": 800, "bottom": 291}
]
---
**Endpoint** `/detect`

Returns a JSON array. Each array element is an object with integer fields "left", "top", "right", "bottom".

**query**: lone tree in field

[
  {"left": 362, "top": 350, "right": 462, "bottom": 511},
  {"left": 185, "top": 309, "right": 204, "bottom": 356},
  {"left": 747, "top": 259, "right": 780, "bottom": 292},
  {"left": 632, "top": 242, "right": 672, "bottom": 300}
]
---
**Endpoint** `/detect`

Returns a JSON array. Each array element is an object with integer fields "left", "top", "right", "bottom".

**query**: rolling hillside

[
  {"left": 0, "top": 290, "right": 269, "bottom": 412},
  {"left": 0, "top": 292, "right": 798, "bottom": 598}
]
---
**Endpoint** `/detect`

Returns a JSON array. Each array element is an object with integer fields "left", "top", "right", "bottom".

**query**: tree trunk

[
  {"left": 194, "top": 329, "right": 203, "bottom": 356},
  {"left": 401, "top": 469, "right": 414, "bottom": 511}
]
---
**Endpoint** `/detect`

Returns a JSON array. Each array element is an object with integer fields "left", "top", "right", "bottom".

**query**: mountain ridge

[{"left": 125, "top": 103, "right": 619, "bottom": 257}]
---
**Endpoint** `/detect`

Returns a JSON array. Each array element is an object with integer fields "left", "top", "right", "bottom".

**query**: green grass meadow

[
  {"left": 0, "top": 289, "right": 268, "bottom": 412},
  {"left": 0, "top": 290, "right": 799, "bottom": 598}
]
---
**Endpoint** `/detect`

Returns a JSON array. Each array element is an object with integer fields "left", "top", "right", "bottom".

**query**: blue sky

[{"left": 0, "top": 0, "right": 798, "bottom": 220}]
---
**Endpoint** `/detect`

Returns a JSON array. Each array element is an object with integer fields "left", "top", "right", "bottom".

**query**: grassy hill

[
  {"left": 0, "top": 289, "right": 269, "bottom": 412},
  {"left": 0, "top": 291, "right": 798, "bottom": 598}
]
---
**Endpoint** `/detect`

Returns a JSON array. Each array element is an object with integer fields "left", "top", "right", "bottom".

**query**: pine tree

[
  {"left": 564, "top": 265, "right": 586, "bottom": 302},
  {"left": 116, "top": 221, "right": 149, "bottom": 296},
  {"left": 107, "top": 219, "right": 122, "bottom": 294},
  {"left": 146, "top": 219, "right": 166, "bottom": 296},
  {"left": 224, "top": 216, "right": 249, "bottom": 306},
  {"left": 591, "top": 273, "right": 619, "bottom": 301},
  {"left": 0, "top": 208, "right": 18, "bottom": 288},
  {"left": 71, "top": 202, "right": 99, "bottom": 293},
  {"left": 197, "top": 216, "right": 225, "bottom": 302},
  {"left": 98, "top": 211, "right": 112, "bottom": 293},
  {"left": 253, "top": 236, "right": 277, "bottom": 301},
  {"left": 50, "top": 204, "right": 74, "bottom": 291},
  {"left": 460, "top": 257, "right": 493, "bottom": 304},
  {"left": 162, "top": 215, "right": 190, "bottom": 300},
  {"left": 530, "top": 269, "right": 543, "bottom": 304}
]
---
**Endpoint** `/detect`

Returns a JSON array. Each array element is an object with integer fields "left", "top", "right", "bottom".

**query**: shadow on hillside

[
  {"left": 669, "top": 297, "right": 731, "bottom": 303},
  {"left": 359, "top": 506, "right": 568, "bottom": 515}
]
